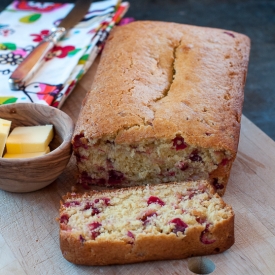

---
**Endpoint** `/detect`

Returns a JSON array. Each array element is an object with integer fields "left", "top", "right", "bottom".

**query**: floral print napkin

[{"left": 0, "top": 0, "right": 129, "bottom": 108}]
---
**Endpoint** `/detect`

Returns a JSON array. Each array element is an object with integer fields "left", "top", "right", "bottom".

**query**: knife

[{"left": 8, "top": 0, "right": 93, "bottom": 91}]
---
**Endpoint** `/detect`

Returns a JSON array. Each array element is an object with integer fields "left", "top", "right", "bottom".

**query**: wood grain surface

[{"left": 0, "top": 57, "right": 275, "bottom": 275}]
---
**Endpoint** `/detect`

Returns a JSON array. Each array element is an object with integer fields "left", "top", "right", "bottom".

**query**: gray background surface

[{"left": 1, "top": 0, "right": 274, "bottom": 140}]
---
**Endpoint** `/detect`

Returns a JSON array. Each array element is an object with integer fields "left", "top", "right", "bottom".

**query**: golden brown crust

[
  {"left": 60, "top": 215, "right": 234, "bottom": 265},
  {"left": 72, "top": 21, "right": 250, "bottom": 195},
  {"left": 74, "top": 20, "right": 250, "bottom": 154},
  {"left": 59, "top": 181, "right": 234, "bottom": 265}
]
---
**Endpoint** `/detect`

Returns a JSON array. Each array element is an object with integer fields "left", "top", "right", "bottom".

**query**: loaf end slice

[{"left": 59, "top": 180, "right": 234, "bottom": 265}]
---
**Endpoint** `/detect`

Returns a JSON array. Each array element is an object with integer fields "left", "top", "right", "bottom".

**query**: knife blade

[{"left": 8, "top": 0, "right": 93, "bottom": 91}]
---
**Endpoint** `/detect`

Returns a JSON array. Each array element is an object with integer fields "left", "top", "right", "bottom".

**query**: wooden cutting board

[{"left": 0, "top": 57, "right": 275, "bottom": 275}]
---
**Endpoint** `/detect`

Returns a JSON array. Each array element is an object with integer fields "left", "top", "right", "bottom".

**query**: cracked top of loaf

[{"left": 75, "top": 21, "right": 250, "bottom": 153}]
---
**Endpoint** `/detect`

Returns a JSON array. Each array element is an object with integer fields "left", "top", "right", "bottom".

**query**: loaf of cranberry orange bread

[
  {"left": 59, "top": 180, "right": 234, "bottom": 265},
  {"left": 73, "top": 21, "right": 250, "bottom": 196}
]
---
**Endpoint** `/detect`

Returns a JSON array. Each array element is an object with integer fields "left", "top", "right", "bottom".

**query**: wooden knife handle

[{"left": 9, "top": 27, "right": 66, "bottom": 91}]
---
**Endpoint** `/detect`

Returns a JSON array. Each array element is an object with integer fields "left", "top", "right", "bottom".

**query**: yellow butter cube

[
  {"left": 3, "top": 146, "right": 50, "bottom": 159},
  {"left": 0, "top": 118, "right": 12, "bottom": 157},
  {"left": 6, "top": 125, "right": 54, "bottom": 154}
]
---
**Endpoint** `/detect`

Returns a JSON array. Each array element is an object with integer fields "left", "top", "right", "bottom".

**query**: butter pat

[
  {"left": 0, "top": 118, "right": 12, "bottom": 157},
  {"left": 3, "top": 147, "right": 50, "bottom": 159},
  {"left": 6, "top": 125, "right": 54, "bottom": 154}
]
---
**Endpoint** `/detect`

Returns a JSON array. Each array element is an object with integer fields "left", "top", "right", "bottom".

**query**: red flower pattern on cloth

[
  {"left": 45, "top": 45, "right": 75, "bottom": 61},
  {"left": 14, "top": 2, "right": 64, "bottom": 12},
  {"left": 0, "top": 0, "right": 129, "bottom": 108},
  {"left": 30, "top": 29, "right": 50, "bottom": 42}
]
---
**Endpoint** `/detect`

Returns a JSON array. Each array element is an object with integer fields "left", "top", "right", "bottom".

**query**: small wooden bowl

[{"left": 0, "top": 103, "right": 74, "bottom": 192}]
